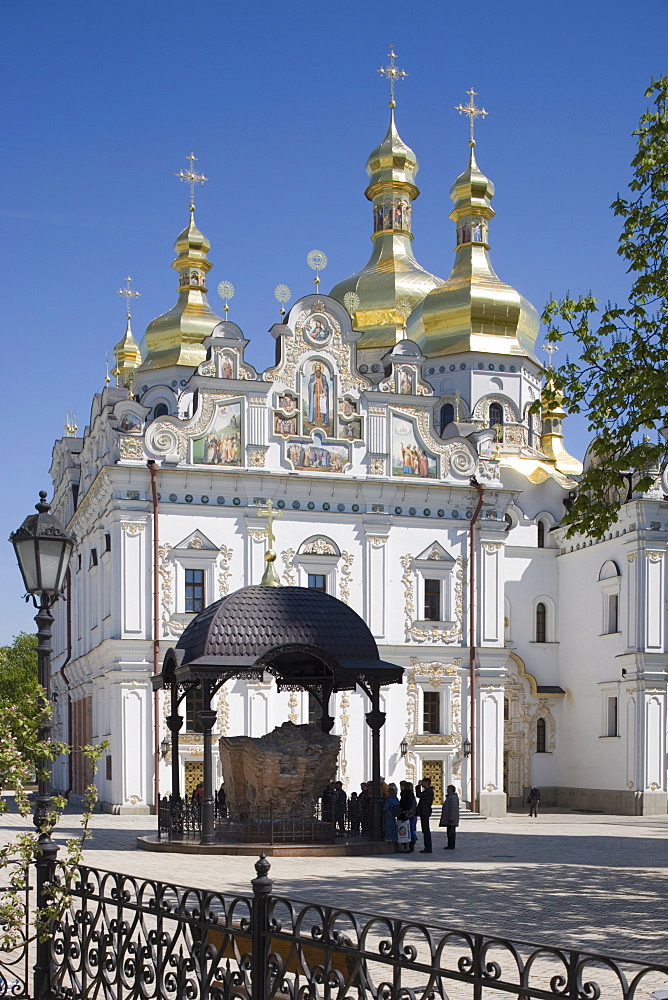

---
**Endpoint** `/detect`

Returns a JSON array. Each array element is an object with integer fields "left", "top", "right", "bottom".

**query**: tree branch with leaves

[{"left": 540, "top": 76, "right": 668, "bottom": 538}]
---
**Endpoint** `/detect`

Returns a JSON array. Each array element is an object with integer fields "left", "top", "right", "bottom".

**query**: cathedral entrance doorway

[{"left": 422, "top": 760, "right": 444, "bottom": 805}]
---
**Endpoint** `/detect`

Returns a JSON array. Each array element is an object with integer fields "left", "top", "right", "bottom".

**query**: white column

[
  {"left": 120, "top": 522, "right": 147, "bottom": 637},
  {"left": 478, "top": 684, "right": 506, "bottom": 817},
  {"left": 480, "top": 541, "right": 503, "bottom": 645},
  {"left": 644, "top": 551, "right": 665, "bottom": 651},
  {"left": 364, "top": 533, "right": 388, "bottom": 638}
]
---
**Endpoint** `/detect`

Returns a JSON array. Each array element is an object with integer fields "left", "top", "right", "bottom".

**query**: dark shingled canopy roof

[{"left": 157, "top": 585, "right": 403, "bottom": 691}]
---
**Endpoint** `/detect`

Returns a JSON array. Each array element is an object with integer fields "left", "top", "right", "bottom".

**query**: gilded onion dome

[
  {"left": 540, "top": 374, "right": 582, "bottom": 475},
  {"left": 329, "top": 110, "right": 443, "bottom": 351},
  {"left": 407, "top": 146, "right": 540, "bottom": 360},
  {"left": 137, "top": 209, "right": 223, "bottom": 371},
  {"left": 111, "top": 315, "right": 142, "bottom": 389}
]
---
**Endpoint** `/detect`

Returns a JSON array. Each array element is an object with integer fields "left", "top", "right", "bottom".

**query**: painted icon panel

[
  {"left": 392, "top": 415, "right": 438, "bottom": 478},
  {"left": 286, "top": 432, "right": 349, "bottom": 473},
  {"left": 192, "top": 402, "right": 242, "bottom": 466},
  {"left": 302, "top": 359, "right": 333, "bottom": 435}
]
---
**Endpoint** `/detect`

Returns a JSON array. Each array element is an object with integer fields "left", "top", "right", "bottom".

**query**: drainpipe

[
  {"left": 148, "top": 460, "right": 160, "bottom": 816},
  {"left": 469, "top": 476, "right": 485, "bottom": 813},
  {"left": 58, "top": 567, "right": 73, "bottom": 798}
]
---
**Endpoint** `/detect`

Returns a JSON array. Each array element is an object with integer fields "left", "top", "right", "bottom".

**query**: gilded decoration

[
  {"left": 369, "top": 457, "right": 386, "bottom": 476},
  {"left": 627, "top": 552, "right": 637, "bottom": 563},
  {"left": 217, "top": 686, "right": 230, "bottom": 736},
  {"left": 281, "top": 549, "right": 296, "bottom": 585},
  {"left": 265, "top": 302, "right": 369, "bottom": 395},
  {"left": 300, "top": 538, "right": 338, "bottom": 556},
  {"left": 250, "top": 450, "right": 266, "bottom": 468},
  {"left": 481, "top": 542, "right": 503, "bottom": 552},
  {"left": 400, "top": 554, "right": 464, "bottom": 643},
  {"left": 121, "top": 522, "right": 145, "bottom": 535},
  {"left": 288, "top": 692, "right": 299, "bottom": 724},
  {"left": 248, "top": 529, "right": 266, "bottom": 541},
  {"left": 67, "top": 471, "right": 112, "bottom": 536},
  {"left": 530, "top": 699, "right": 557, "bottom": 753},
  {"left": 339, "top": 552, "right": 354, "bottom": 604},
  {"left": 471, "top": 395, "right": 520, "bottom": 425},
  {"left": 368, "top": 536, "right": 389, "bottom": 546},
  {"left": 338, "top": 690, "right": 350, "bottom": 781},
  {"left": 120, "top": 436, "right": 145, "bottom": 461},
  {"left": 647, "top": 551, "right": 665, "bottom": 562},
  {"left": 404, "top": 660, "right": 462, "bottom": 757},
  {"left": 218, "top": 545, "right": 233, "bottom": 598}
]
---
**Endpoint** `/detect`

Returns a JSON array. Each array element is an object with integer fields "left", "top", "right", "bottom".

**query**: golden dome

[
  {"left": 540, "top": 374, "right": 582, "bottom": 475},
  {"left": 329, "top": 110, "right": 443, "bottom": 351},
  {"left": 137, "top": 209, "right": 223, "bottom": 371},
  {"left": 407, "top": 146, "right": 540, "bottom": 360},
  {"left": 111, "top": 315, "right": 142, "bottom": 389}
]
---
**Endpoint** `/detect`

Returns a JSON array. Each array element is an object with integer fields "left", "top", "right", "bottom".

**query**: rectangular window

[
  {"left": 424, "top": 579, "right": 441, "bottom": 621},
  {"left": 105, "top": 755, "right": 112, "bottom": 781},
  {"left": 307, "top": 574, "right": 327, "bottom": 593},
  {"left": 423, "top": 691, "right": 441, "bottom": 734},
  {"left": 607, "top": 696, "right": 618, "bottom": 737},
  {"left": 185, "top": 569, "right": 205, "bottom": 612},
  {"left": 89, "top": 548, "right": 98, "bottom": 568},
  {"left": 608, "top": 594, "right": 619, "bottom": 634},
  {"left": 186, "top": 688, "right": 204, "bottom": 733},
  {"left": 105, "top": 533, "right": 112, "bottom": 552}
]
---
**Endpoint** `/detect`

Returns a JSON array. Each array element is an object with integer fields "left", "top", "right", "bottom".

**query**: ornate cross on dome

[
  {"left": 541, "top": 343, "right": 559, "bottom": 369},
  {"left": 455, "top": 88, "right": 488, "bottom": 146},
  {"left": 257, "top": 498, "right": 282, "bottom": 549},
  {"left": 175, "top": 152, "right": 209, "bottom": 211},
  {"left": 257, "top": 499, "right": 283, "bottom": 587},
  {"left": 116, "top": 276, "right": 141, "bottom": 318},
  {"left": 378, "top": 45, "right": 407, "bottom": 109}
]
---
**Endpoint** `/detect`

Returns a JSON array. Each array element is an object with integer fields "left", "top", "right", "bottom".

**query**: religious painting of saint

[
  {"left": 286, "top": 433, "right": 349, "bottom": 474},
  {"left": 118, "top": 412, "right": 141, "bottom": 433},
  {"left": 398, "top": 368, "right": 414, "bottom": 395},
  {"left": 274, "top": 413, "right": 297, "bottom": 436},
  {"left": 340, "top": 418, "right": 362, "bottom": 441},
  {"left": 391, "top": 416, "right": 438, "bottom": 479},
  {"left": 278, "top": 393, "right": 297, "bottom": 413},
  {"left": 219, "top": 353, "right": 234, "bottom": 380},
  {"left": 192, "top": 402, "right": 242, "bottom": 466},
  {"left": 303, "top": 314, "right": 333, "bottom": 346},
  {"left": 302, "top": 360, "right": 333, "bottom": 435}
]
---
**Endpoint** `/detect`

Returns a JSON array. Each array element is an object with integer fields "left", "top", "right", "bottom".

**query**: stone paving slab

[{"left": 1, "top": 801, "right": 667, "bottom": 967}]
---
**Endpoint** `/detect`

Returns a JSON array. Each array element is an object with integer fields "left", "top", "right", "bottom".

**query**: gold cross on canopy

[
  {"left": 455, "top": 88, "right": 488, "bottom": 146},
  {"left": 257, "top": 498, "right": 283, "bottom": 551},
  {"left": 378, "top": 45, "right": 407, "bottom": 109},
  {"left": 175, "top": 152, "right": 209, "bottom": 211},
  {"left": 541, "top": 343, "right": 559, "bottom": 369},
  {"left": 116, "top": 275, "right": 141, "bottom": 318}
]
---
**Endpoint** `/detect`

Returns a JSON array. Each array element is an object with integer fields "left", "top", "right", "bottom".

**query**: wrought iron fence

[
  {"left": 41, "top": 856, "right": 668, "bottom": 1000},
  {"left": 0, "top": 863, "right": 31, "bottom": 998},
  {"left": 157, "top": 794, "right": 370, "bottom": 844}
]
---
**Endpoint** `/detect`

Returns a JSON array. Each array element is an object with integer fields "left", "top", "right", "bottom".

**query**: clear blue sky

[{"left": 1, "top": 0, "right": 665, "bottom": 643}]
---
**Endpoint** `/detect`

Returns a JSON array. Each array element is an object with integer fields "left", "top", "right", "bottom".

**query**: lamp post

[{"left": 10, "top": 492, "right": 74, "bottom": 1000}]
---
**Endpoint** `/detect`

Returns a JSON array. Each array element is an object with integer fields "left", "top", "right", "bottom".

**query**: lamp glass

[
  {"left": 37, "top": 538, "right": 72, "bottom": 594},
  {"left": 13, "top": 537, "right": 39, "bottom": 593}
]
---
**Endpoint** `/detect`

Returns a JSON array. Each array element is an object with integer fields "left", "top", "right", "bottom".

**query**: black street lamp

[
  {"left": 462, "top": 737, "right": 472, "bottom": 758},
  {"left": 10, "top": 492, "right": 75, "bottom": 844}
]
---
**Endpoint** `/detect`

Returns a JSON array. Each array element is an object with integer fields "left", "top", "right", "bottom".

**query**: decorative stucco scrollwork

[
  {"left": 281, "top": 549, "right": 296, "bottom": 585},
  {"left": 145, "top": 422, "right": 187, "bottom": 462},
  {"left": 339, "top": 552, "right": 354, "bottom": 604},
  {"left": 218, "top": 545, "right": 233, "bottom": 598},
  {"left": 400, "top": 554, "right": 464, "bottom": 643}
]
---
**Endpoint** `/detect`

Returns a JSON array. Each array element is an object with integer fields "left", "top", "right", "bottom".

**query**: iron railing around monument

[
  {"left": 40, "top": 856, "right": 668, "bottom": 1000},
  {"left": 158, "top": 794, "right": 368, "bottom": 843}
]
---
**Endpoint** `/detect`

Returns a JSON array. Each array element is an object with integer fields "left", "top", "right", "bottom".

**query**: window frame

[
  {"left": 422, "top": 690, "right": 441, "bottom": 734},
  {"left": 185, "top": 567, "right": 206, "bottom": 613}
]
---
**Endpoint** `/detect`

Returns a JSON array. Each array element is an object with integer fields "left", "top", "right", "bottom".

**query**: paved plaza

[{"left": 1, "top": 801, "right": 667, "bottom": 965}]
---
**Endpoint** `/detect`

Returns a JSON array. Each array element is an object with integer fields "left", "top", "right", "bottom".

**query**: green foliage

[{"left": 540, "top": 76, "right": 668, "bottom": 538}]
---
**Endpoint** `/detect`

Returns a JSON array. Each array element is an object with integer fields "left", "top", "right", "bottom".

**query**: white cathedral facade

[{"left": 47, "top": 98, "right": 667, "bottom": 818}]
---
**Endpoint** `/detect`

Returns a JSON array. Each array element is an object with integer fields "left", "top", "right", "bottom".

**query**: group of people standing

[{"left": 381, "top": 778, "right": 460, "bottom": 853}]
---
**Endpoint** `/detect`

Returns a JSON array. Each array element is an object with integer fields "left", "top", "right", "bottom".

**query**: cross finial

[
  {"left": 175, "top": 152, "right": 209, "bottom": 211},
  {"left": 378, "top": 44, "right": 407, "bottom": 109},
  {"left": 257, "top": 499, "right": 283, "bottom": 587},
  {"left": 116, "top": 275, "right": 141, "bottom": 318},
  {"left": 541, "top": 343, "right": 559, "bottom": 369},
  {"left": 455, "top": 88, "right": 489, "bottom": 147}
]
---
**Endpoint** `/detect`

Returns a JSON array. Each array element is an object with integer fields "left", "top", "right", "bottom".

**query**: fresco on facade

[
  {"left": 274, "top": 413, "right": 298, "bottom": 436},
  {"left": 118, "top": 412, "right": 142, "bottom": 433},
  {"left": 192, "top": 402, "right": 242, "bottom": 466},
  {"left": 397, "top": 368, "right": 415, "bottom": 394},
  {"left": 302, "top": 313, "right": 333, "bottom": 346},
  {"left": 286, "top": 432, "right": 349, "bottom": 473},
  {"left": 302, "top": 359, "right": 333, "bottom": 435},
  {"left": 391, "top": 415, "right": 438, "bottom": 478},
  {"left": 340, "top": 418, "right": 362, "bottom": 440}
]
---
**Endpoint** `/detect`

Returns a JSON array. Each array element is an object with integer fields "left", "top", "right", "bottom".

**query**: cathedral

[{"left": 47, "top": 65, "right": 667, "bottom": 818}]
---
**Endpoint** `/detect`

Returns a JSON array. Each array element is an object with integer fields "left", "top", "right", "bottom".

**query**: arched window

[
  {"left": 489, "top": 402, "right": 504, "bottom": 430},
  {"left": 536, "top": 717, "right": 547, "bottom": 753},
  {"left": 537, "top": 521, "right": 545, "bottom": 548},
  {"left": 154, "top": 402, "right": 169, "bottom": 419},
  {"left": 535, "top": 603, "right": 547, "bottom": 643},
  {"left": 440, "top": 403, "right": 455, "bottom": 434}
]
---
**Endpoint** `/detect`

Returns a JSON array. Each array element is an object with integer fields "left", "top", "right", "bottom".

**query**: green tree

[
  {"left": 541, "top": 76, "right": 668, "bottom": 538},
  {"left": 0, "top": 632, "right": 41, "bottom": 779}
]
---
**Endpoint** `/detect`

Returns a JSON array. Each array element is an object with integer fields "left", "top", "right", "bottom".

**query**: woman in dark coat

[
  {"left": 439, "top": 784, "right": 460, "bottom": 850},
  {"left": 399, "top": 781, "right": 418, "bottom": 853}
]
